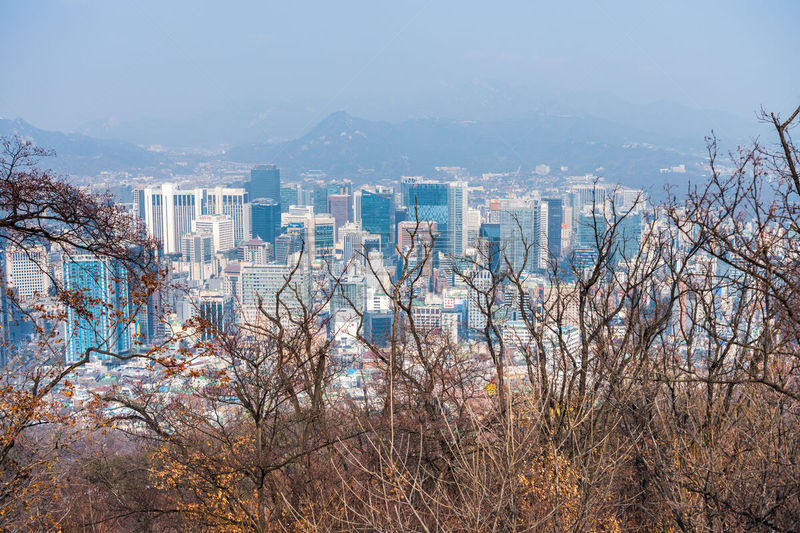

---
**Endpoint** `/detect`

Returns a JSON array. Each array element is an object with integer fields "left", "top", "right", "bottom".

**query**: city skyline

[{"left": 1, "top": 3, "right": 799, "bottom": 530}]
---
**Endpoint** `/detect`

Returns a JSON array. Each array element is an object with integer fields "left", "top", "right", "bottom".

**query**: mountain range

[
  {"left": 3, "top": 100, "right": 755, "bottom": 191},
  {"left": 225, "top": 111, "right": 711, "bottom": 190},
  {"left": 0, "top": 118, "right": 167, "bottom": 176}
]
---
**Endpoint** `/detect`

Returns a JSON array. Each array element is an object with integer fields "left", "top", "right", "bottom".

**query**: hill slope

[
  {"left": 0, "top": 118, "right": 166, "bottom": 177},
  {"left": 226, "top": 111, "right": 706, "bottom": 189}
]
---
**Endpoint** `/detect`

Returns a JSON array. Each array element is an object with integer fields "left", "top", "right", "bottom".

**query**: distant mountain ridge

[
  {"left": 225, "top": 110, "right": 708, "bottom": 190},
  {"left": 2, "top": 108, "right": 722, "bottom": 192},
  {"left": 0, "top": 118, "right": 166, "bottom": 177}
]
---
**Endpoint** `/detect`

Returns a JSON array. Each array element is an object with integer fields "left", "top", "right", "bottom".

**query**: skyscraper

[
  {"left": 327, "top": 194, "right": 351, "bottom": 236},
  {"left": 198, "top": 290, "right": 234, "bottom": 342},
  {"left": 248, "top": 165, "right": 281, "bottom": 205},
  {"left": 180, "top": 233, "right": 215, "bottom": 281},
  {"left": 314, "top": 215, "right": 336, "bottom": 259},
  {"left": 359, "top": 188, "right": 394, "bottom": 256},
  {"left": 251, "top": 198, "right": 281, "bottom": 245},
  {"left": 202, "top": 187, "right": 251, "bottom": 245},
  {"left": 280, "top": 185, "right": 299, "bottom": 214},
  {"left": 193, "top": 214, "right": 235, "bottom": 253},
  {"left": 239, "top": 262, "right": 311, "bottom": 326},
  {"left": 574, "top": 209, "right": 607, "bottom": 270},
  {"left": 543, "top": 197, "right": 564, "bottom": 259},
  {"left": 402, "top": 177, "right": 449, "bottom": 256},
  {"left": 133, "top": 184, "right": 202, "bottom": 254},
  {"left": 478, "top": 223, "right": 501, "bottom": 274},
  {"left": 0, "top": 232, "right": 10, "bottom": 366},
  {"left": 498, "top": 198, "right": 548, "bottom": 273},
  {"left": 397, "top": 220, "right": 438, "bottom": 252},
  {"left": 63, "top": 253, "right": 131, "bottom": 363},
  {"left": 5, "top": 245, "right": 50, "bottom": 300},
  {"left": 447, "top": 181, "right": 468, "bottom": 257}
]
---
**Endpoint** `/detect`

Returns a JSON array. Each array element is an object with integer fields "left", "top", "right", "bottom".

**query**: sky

[{"left": 1, "top": 0, "right": 798, "bottom": 142}]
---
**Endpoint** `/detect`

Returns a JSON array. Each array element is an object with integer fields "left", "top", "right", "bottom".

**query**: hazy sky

[{"left": 1, "top": 0, "right": 798, "bottom": 136}]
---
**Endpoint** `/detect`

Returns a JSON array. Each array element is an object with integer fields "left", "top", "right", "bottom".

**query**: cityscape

[
  {"left": 1, "top": 2, "right": 799, "bottom": 531},
  {"left": 5, "top": 164, "right": 647, "bottom": 389}
]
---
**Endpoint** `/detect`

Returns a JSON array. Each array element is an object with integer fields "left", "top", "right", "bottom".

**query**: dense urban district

[{"left": 0, "top": 105, "right": 799, "bottom": 531}]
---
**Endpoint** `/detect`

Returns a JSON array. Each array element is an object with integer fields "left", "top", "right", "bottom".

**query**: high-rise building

[
  {"left": 275, "top": 231, "right": 304, "bottom": 265},
  {"left": 239, "top": 238, "right": 272, "bottom": 264},
  {"left": 359, "top": 188, "right": 394, "bottom": 256},
  {"left": 248, "top": 165, "right": 280, "bottom": 205},
  {"left": 466, "top": 207, "right": 482, "bottom": 248},
  {"left": 364, "top": 310, "right": 393, "bottom": 346},
  {"left": 543, "top": 198, "right": 564, "bottom": 259},
  {"left": 447, "top": 181, "right": 468, "bottom": 257},
  {"left": 331, "top": 274, "right": 366, "bottom": 315},
  {"left": 499, "top": 198, "right": 548, "bottom": 273},
  {"left": 280, "top": 185, "right": 299, "bottom": 214},
  {"left": 133, "top": 184, "right": 253, "bottom": 252},
  {"left": 615, "top": 211, "right": 643, "bottom": 265},
  {"left": 0, "top": 233, "right": 10, "bottom": 366},
  {"left": 281, "top": 206, "right": 318, "bottom": 261},
  {"left": 251, "top": 198, "right": 281, "bottom": 245},
  {"left": 478, "top": 223, "right": 501, "bottom": 274},
  {"left": 401, "top": 177, "right": 449, "bottom": 256},
  {"left": 397, "top": 220, "right": 438, "bottom": 252},
  {"left": 327, "top": 194, "right": 351, "bottom": 236},
  {"left": 569, "top": 184, "right": 606, "bottom": 230},
  {"left": 574, "top": 209, "right": 607, "bottom": 270},
  {"left": 192, "top": 214, "right": 235, "bottom": 253},
  {"left": 339, "top": 223, "right": 381, "bottom": 266},
  {"left": 180, "top": 233, "right": 215, "bottom": 281},
  {"left": 314, "top": 216, "right": 336, "bottom": 260},
  {"left": 133, "top": 184, "right": 203, "bottom": 254},
  {"left": 312, "top": 182, "right": 351, "bottom": 217},
  {"left": 202, "top": 187, "right": 251, "bottom": 245},
  {"left": 239, "top": 262, "right": 311, "bottom": 326},
  {"left": 312, "top": 183, "right": 329, "bottom": 216},
  {"left": 63, "top": 253, "right": 131, "bottom": 363},
  {"left": 468, "top": 268, "right": 492, "bottom": 333},
  {"left": 5, "top": 245, "right": 50, "bottom": 300},
  {"left": 198, "top": 290, "right": 234, "bottom": 342}
]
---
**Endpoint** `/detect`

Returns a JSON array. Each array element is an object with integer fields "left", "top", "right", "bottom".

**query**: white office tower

[
  {"left": 365, "top": 250, "right": 391, "bottom": 290},
  {"left": 535, "top": 200, "right": 549, "bottom": 270},
  {"left": 202, "top": 187, "right": 252, "bottom": 245},
  {"left": 5, "top": 245, "right": 50, "bottom": 300},
  {"left": 192, "top": 214, "right": 235, "bottom": 253},
  {"left": 466, "top": 207, "right": 482, "bottom": 248},
  {"left": 238, "top": 262, "right": 311, "bottom": 329},
  {"left": 569, "top": 183, "right": 606, "bottom": 230},
  {"left": 134, "top": 184, "right": 203, "bottom": 254},
  {"left": 240, "top": 238, "right": 272, "bottom": 265},
  {"left": 339, "top": 223, "right": 363, "bottom": 265},
  {"left": 352, "top": 190, "right": 362, "bottom": 224},
  {"left": 281, "top": 206, "right": 316, "bottom": 261},
  {"left": 447, "top": 181, "right": 469, "bottom": 257},
  {"left": 615, "top": 187, "right": 645, "bottom": 210},
  {"left": 498, "top": 198, "right": 549, "bottom": 273},
  {"left": 180, "top": 233, "right": 216, "bottom": 282},
  {"left": 468, "top": 268, "right": 492, "bottom": 332},
  {"left": 314, "top": 215, "right": 336, "bottom": 260}
]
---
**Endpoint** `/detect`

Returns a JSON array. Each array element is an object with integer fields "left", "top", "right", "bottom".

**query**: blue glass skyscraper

[
  {"left": 360, "top": 189, "right": 394, "bottom": 255},
  {"left": 63, "top": 254, "right": 131, "bottom": 363},
  {"left": 251, "top": 198, "right": 281, "bottom": 245},
  {"left": 401, "top": 177, "right": 450, "bottom": 256},
  {"left": 248, "top": 165, "right": 281, "bottom": 205}
]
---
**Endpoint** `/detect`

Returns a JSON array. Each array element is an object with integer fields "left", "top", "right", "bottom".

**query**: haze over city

[
  {"left": 1, "top": 2, "right": 800, "bottom": 531},
  {"left": 2, "top": 1, "right": 798, "bottom": 146}
]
